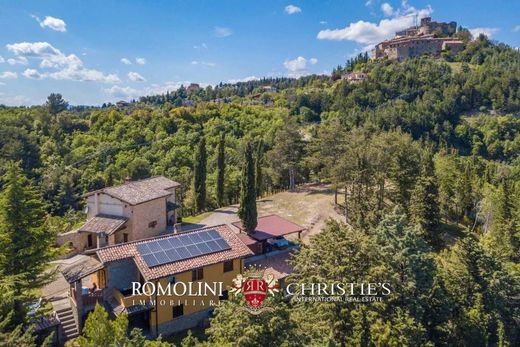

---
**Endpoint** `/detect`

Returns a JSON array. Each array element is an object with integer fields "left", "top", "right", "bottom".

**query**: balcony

[
  {"left": 71, "top": 288, "right": 104, "bottom": 312},
  {"left": 110, "top": 288, "right": 152, "bottom": 315}
]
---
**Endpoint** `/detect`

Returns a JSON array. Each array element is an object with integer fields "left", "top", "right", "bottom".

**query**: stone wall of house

[
  {"left": 130, "top": 199, "right": 167, "bottom": 241},
  {"left": 166, "top": 187, "right": 177, "bottom": 225},
  {"left": 56, "top": 230, "right": 89, "bottom": 254}
]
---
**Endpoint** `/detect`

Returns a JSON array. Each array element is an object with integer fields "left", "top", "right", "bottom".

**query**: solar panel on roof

[
  {"left": 176, "top": 247, "right": 190, "bottom": 259},
  {"left": 206, "top": 240, "right": 219, "bottom": 252},
  {"left": 169, "top": 238, "right": 182, "bottom": 248},
  {"left": 154, "top": 251, "right": 169, "bottom": 264},
  {"left": 186, "top": 244, "right": 202, "bottom": 256},
  {"left": 165, "top": 249, "right": 180, "bottom": 262},
  {"left": 207, "top": 229, "right": 220, "bottom": 240},
  {"left": 147, "top": 242, "right": 162, "bottom": 252},
  {"left": 161, "top": 240, "right": 173, "bottom": 250},
  {"left": 190, "top": 233, "right": 203, "bottom": 243},
  {"left": 137, "top": 228, "right": 232, "bottom": 268},
  {"left": 136, "top": 243, "right": 151, "bottom": 255},
  {"left": 197, "top": 242, "right": 211, "bottom": 253},
  {"left": 142, "top": 254, "right": 159, "bottom": 267},
  {"left": 179, "top": 234, "right": 194, "bottom": 245},
  {"left": 199, "top": 231, "right": 212, "bottom": 242},
  {"left": 215, "top": 239, "right": 230, "bottom": 250}
]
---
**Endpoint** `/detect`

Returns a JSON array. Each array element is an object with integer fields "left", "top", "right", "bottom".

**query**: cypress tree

[
  {"left": 193, "top": 136, "right": 207, "bottom": 212},
  {"left": 255, "top": 139, "right": 264, "bottom": 198},
  {"left": 216, "top": 133, "right": 225, "bottom": 207},
  {"left": 410, "top": 153, "right": 441, "bottom": 244},
  {"left": 238, "top": 141, "right": 257, "bottom": 234}
]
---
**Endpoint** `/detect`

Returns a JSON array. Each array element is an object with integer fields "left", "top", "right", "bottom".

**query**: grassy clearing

[{"left": 182, "top": 211, "right": 213, "bottom": 224}]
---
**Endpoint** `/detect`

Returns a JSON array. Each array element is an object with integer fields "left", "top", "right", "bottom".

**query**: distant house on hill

[
  {"left": 342, "top": 72, "right": 367, "bottom": 83},
  {"left": 116, "top": 100, "right": 130, "bottom": 108},
  {"left": 261, "top": 85, "right": 277, "bottom": 93}
]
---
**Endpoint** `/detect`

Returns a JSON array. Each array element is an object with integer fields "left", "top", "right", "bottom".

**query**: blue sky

[{"left": 0, "top": 0, "right": 518, "bottom": 106}]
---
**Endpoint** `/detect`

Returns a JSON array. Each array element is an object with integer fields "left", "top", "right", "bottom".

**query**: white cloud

[
  {"left": 22, "top": 69, "right": 42, "bottom": 79},
  {"left": 0, "top": 71, "right": 17, "bottom": 79},
  {"left": 128, "top": 71, "right": 146, "bottom": 82},
  {"left": 365, "top": 0, "right": 375, "bottom": 6},
  {"left": 7, "top": 57, "right": 28, "bottom": 65},
  {"left": 104, "top": 85, "right": 140, "bottom": 99},
  {"left": 193, "top": 43, "right": 208, "bottom": 49},
  {"left": 513, "top": 25, "right": 520, "bottom": 32},
  {"left": 317, "top": 3, "right": 433, "bottom": 45},
  {"left": 0, "top": 56, "right": 4, "bottom": 63},
  {"left": 191, "top": 61, "right": 216, "bottom": 67},
  {"left": 228, "top": 76, "right": 259, "bottom": 83},
  {"left": 214, "top": 26, "right": 233, "bottom": 38},
  {"left": 105, "top": 81, "right": 206, "bottom": 101},
  {"left": 320, "top": 20, "right": 327, "bottom": 25},
  {"left": 33, "top": 15, "right": 67, "bottom": 32},
  {"left": 381, "top": 3, "right": 394, "bottom": 16},
  {"left": 285, "top": 5, "right": 302, "bottom": 15},
  {"left": 469, "top": 27, "right": 499, "bottom": 38},
  {"left": 283, "top": 56, "right": 318, "bottom": 77},
  {"left": 7, "top": 41, "right": 120, "bottom": 83},
  {"left": 146, "top": 81, "right": 199, "bottom": 95},
  {"left": 0, "top": 93, "right": 31, "bottom": 106},
  {"left": 120, "top": 57, "right": 132, "bottom": 65},
  {"left": 135, "top": 57, "right": 146, "bottom": 65}
]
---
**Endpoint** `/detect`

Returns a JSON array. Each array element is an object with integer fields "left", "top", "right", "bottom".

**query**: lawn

[{"left": 182, "top": 211, "right": 213, "bottom": 224}]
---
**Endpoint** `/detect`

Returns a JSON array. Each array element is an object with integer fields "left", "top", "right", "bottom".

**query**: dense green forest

[{"left": 1, "top": 34, "right": 520, "bottom": 346}]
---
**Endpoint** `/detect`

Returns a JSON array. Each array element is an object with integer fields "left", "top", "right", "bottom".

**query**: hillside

[{"left": 1, "top": 34, "right": 520, "bottom": 345}]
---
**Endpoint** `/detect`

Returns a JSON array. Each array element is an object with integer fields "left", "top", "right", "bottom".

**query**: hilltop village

[{"left": 372, "top": 17, "right": 465, "bottom": 61}]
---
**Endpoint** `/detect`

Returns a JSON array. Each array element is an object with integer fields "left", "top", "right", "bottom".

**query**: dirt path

[{"left": 183, "top": 183, "right": 342, "bottom": 243}]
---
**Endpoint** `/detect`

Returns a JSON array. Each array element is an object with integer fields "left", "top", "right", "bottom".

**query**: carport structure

[{"left": 232, "top": 214, "right": 305, "bottom": 254}]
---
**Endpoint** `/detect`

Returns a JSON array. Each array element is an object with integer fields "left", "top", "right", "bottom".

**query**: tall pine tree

[
  {"left": 216, "top": 133, "right": 225, "bottom": 207},
  {"left": 410, "top": 152, "right": 441, "bottom": 245},
  {"left": 193, "top": 135, "right": 207, "bottom": 212},
  {"left": 238, "top": 141, "right": 257, "bottom": 234},
  {"left": 0, "top": 163, "right": 57, "bottom": 325}
]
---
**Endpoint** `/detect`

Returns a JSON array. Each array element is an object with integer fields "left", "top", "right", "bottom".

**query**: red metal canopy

[{"left": 232, "top": 214, "right": 305, "bottom": 241}]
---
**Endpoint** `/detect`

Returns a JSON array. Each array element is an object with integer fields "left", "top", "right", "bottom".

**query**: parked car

[{"left": 267, "top": 236, "right": 289, "bottom": 249}]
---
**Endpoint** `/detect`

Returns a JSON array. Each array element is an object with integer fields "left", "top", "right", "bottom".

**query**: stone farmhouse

[
  {"left": 57, "top": 176, "right": 181, "bottom": 253},
  {"left": 372, "top": 17, "right": 464, "bottom": 61}
]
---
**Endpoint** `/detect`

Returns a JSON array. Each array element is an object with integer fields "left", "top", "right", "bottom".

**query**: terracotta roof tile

[
  {"left": 60, "top": 255, "right": 104, "bottom": 283},
  {"left": 237, "top": 233, "right": 259, "bottom": 246},
  {"left": 85, "top": 176, "right": 181, "bottom": 205},
  {"left": 96, "top": 225, "right": 253, "bottom": 281},
  {"left": 78, "top": 214, "right": 127, "bottom": 235}
]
